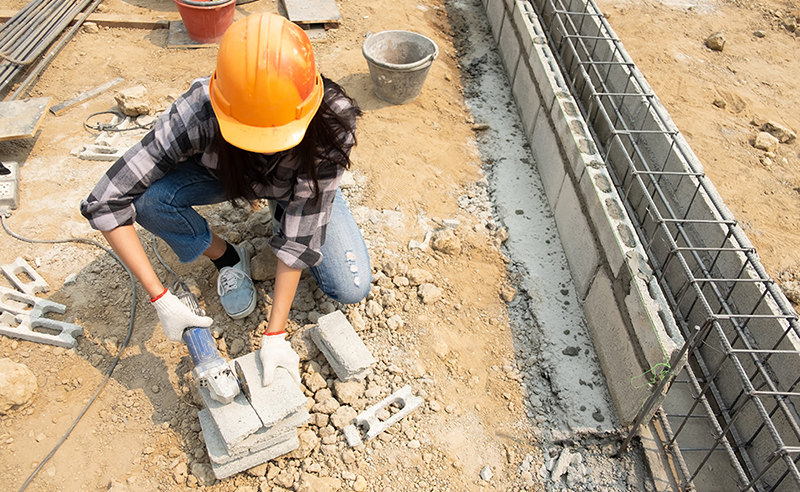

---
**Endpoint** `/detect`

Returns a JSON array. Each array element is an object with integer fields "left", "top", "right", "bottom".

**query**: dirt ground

[{"left": 0, "top": 0, "right": 798, "bottom": 491}]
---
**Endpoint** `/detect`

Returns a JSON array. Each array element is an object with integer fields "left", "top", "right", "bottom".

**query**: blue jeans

[{"left": 133, "top": 160, "right": 372, "bottom": 304}]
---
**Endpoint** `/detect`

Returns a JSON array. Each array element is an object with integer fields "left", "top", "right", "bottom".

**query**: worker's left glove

[{"left": 259, "top": 332, "right": 301, "bottom": 388}]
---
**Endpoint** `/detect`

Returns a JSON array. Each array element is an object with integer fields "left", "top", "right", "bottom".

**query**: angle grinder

[{"left": 173, "top": 282, "right": 252, "bottom": 404}]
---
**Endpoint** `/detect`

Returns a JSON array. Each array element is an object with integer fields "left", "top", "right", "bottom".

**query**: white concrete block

[{"left": 554, "top": 177, "right": 599, "bottom": 299}]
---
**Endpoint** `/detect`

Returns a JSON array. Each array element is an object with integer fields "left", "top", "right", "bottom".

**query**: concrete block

[
  {"left": 512, "top": 0, "right": 539, "bottom": 58},
  {"left": 527, "top": 36, "right": 558, "bottom": 114},
  {"left": 510, "top": 54, "right": 542, "bottom": 141},
  {"left": 497, "top": 6, "right": 521, "bottom": 80},
  {"left": 231, "top": 351, "right": 308, "bottom": 427},
  {"left": 583, "top": 269, "right": 648, "bottom": 426},
  {"left": 579, "top": 168, "right": 626, "bottom": 278},
  {"left": 199, "top": 386, "right": 262, "bottom": 452},
  {"left": 530, "top": 113, "right": 564, "bottom": 211},
  {"left": 354, "top": 385, "right": 423, "bottom": 442},
  {"left": 554, "top": 177, "right": 598, "bottom": 299},
  {"left": 208, "top": 428, "right": 299, "bottom": 479},
  {"left": 311, "top": 311, "right": 375, "bottom": 381},
  {"left": 0, "top": 161, "right": 19, "bottom": 209},
  {"left": 198, "top": 408, "right": 302, "bottom": 465},
  {"left": 1, "top": 257, "right": 49, "bottom": 295},
  {"left": 484, "top": 0, "right": 506, "bottom": 45},
  {"left": 0, "top": 313, "right": 84, "bottom": 348}
]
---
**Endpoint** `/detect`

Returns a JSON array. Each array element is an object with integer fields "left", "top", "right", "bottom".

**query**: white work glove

[
  {"left": 151, "top": 290, "right": 213, "bottom": 342},
  {"left": 259, "top": 332, "right": 301, "bottom": 388}
]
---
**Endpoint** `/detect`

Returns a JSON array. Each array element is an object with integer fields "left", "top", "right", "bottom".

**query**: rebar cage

[{"left": 526, "top": 0, "right": 800, "bottom": 490}]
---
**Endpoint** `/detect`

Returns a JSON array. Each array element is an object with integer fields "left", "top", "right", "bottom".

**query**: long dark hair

[{"left": 214, "top": 76, "right": 363, "bottom": 203}]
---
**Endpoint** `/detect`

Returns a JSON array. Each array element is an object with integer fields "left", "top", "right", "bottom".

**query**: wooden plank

[
  {"left": 50, "top": 77, "right": 124, "bottom": 116},
  {"left": 282, "top": 0, "right": 341, "bottom": 28},
  {"left": 0, "top": 10, "right": 174, "bottom": 29},
  {"left": 0, "top": 98, "right": 51, "bottom": 142}
]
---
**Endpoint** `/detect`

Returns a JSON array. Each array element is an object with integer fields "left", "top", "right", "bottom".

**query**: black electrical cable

[{"left": 0, "top": 214, "right": 138, "bottom": 492}]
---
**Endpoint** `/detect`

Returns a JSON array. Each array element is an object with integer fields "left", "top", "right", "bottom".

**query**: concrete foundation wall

[
  {"left": 483, "top": 0, "right": 682, "bottom": 427},
  {"left": 483, "top": 0, "right": 800, "bottom": 488}
]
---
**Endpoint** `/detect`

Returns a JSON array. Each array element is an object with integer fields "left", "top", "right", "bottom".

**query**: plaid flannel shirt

[{"left": 80, "top": 77, "right": 356, "bottom": 270}]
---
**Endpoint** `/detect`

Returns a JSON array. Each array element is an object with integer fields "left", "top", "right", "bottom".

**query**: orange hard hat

[{"left": 209, "top": 13, "right": 323, "bottom": 153}]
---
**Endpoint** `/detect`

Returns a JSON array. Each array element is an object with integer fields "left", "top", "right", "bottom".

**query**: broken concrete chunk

[
  {"left": 115, "top": 85, "right": 151, "bottom": 116},
  {"left": 353, "top": 385, "right": 423, "bottom": 442},
  {"left": 431, "top": 228, "right": 462, "bottom": 256}
]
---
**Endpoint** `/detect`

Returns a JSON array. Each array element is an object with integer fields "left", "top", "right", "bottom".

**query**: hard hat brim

[{"left": 210, "top": 74, "right": 324, "bottom": 154}]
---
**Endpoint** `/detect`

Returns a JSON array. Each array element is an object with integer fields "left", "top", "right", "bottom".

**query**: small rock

[
  {"left": 705, "top": 32, "right": 725, "bottom": 51},
  {"left": 304, "top": 372, "right": 327, "bottom": 393},
  {"left": 781, "top": 280, "right": 800, "bottom": 305},
  {"left": 288, "top": 429, "right": 319, "bottom": 459},
  {"left": 330, "top": 405, "right": 357, "bottom": 429},
  {"left": 418, "top": 283, "right": 442, "bottom": 304},
  {"left": 291, "top": 324, "right": 321, "bottom": 361},
  {"left": 191, "top": 462, "right": 216, "bottom": 486},
  {"left": 562, "top": 346, "right": 580, "bottom": 357},
  {"left": 480, "top": 465, "right": 493, "bottom": 481},
  {"left": 229, "top": 338, "right": 245, "bottom": 356},
  {"left": 431, "top": 228, "right": 462, "bottom": 256},
  {"left": 551, "top": 448, "right": 572, "bottom": 479},
  {"left": 386, "top": 315, "right": 404, "bottom": 330},
  {"left": 295, "top": 473, "right": 342, "bottom": 492},
  {"left": 713, "top": 97, "right": 727, "bottom": 109},
  {"left": 353, "top": 475, "right": 368, "bottom": 492},
  {"left": 83, "top": 22, "right": 99, "bottom": 34},
  {"left": 754, "top": 131, "right": 779, "bottom": 153},
  {"left": 406, "top": 268, "right": 434, "bottom": 285},
  {"left": 754, "top": 30, "right": 767, "bottom": 38},
  {"left": 761, "top": 121, "right": 796, "bottom": 143},
  {"left": 333, "top": 379, "right": 365, "bottom": 404},
  {"left": 250, "top": 248, "right": 278, "bottom": 281}
]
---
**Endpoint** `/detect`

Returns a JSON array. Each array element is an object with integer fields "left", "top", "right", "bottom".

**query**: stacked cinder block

[{"left": 197, "top": 351, "right": 310, "bottom": 479}]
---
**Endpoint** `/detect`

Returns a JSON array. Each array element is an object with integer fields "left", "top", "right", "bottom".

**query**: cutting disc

[{"left": 234, "top": 360, "right": 252, "bottom": 403}]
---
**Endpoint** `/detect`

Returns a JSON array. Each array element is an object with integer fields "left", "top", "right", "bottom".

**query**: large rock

[
  {"left": 251, "top": 247, "right": 278, "bottom": 281},
  {"left": 431, "top": 228, "right": 462, "bottom": 256},
  {"left": 754, "top": 132, "right": 779, "bottom": 153},
  {"left": 762, "top": 121, "right": 796, "bottom": 143},
  {"left": 114, "top": 85, "right": 151, "bottom": 117},
  {"left": 0, "top": 358, "right": 37, "bottom": 414}
]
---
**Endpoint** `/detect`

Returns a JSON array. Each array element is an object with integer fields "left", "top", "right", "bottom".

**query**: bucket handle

[{"left": 362, "top": 33, "right": 440, "bottom": 71}]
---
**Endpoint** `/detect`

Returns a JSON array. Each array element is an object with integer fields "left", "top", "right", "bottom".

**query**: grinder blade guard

[{"left": 174, "top": 283, "right": 241, "bottom": 404}]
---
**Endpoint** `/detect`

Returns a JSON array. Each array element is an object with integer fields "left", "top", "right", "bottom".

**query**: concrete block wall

[
  {"left": 484, "top": 0, "right": 800, "bottom": 487},
  {"left": 482, "top": 0, "right": 682, "bottom": 427}
]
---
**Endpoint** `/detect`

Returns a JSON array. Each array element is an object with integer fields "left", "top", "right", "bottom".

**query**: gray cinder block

[
  {"left": 310, "top": 310, "right": 375, "bottom": 381},
  {"left": 0, "top": 286, "right": 83, "bottom": 347},
  {"left": 232, "top": 351, "right": 308, "bottom": 427},
  {"left": 1, "top": 257, "right": 49, "bottom": 295},
  {"left": 354, "top": 385, "right": 423, "bottom": 442},
  {"left": 198, "top": 409, "right": 301, "bottom": 466},
  {"left": 199, "top": 387, "right": 262, "bottom": 452}
]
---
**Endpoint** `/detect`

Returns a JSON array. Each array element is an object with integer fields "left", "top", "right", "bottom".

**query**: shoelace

[{"left": 217, "top": 267, "right": 249, "bottom": 296}]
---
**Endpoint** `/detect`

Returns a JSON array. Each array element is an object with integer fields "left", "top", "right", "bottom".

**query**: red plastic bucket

[{"left": 174, "top": 0, "right": 236, "bottom": 44}]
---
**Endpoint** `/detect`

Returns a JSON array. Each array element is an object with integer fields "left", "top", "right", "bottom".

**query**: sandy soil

[{"left": 0, "top": 0, "right": 798, "bottom": 490}]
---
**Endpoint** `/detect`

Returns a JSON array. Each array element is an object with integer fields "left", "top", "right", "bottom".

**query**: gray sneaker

[{"left": 217, "top": 244, "right": 256, "bottom": 319}]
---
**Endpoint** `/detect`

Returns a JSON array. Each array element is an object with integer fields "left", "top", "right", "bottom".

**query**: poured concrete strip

[
  {"left": 311, "top": 310, "right": 375, "bottom": 381},
  {"left": 354, "top": 385, "right": 423, "bottom": 442},
  {"left": 1, "top": 257, "right": 49, "bottom": 295}
]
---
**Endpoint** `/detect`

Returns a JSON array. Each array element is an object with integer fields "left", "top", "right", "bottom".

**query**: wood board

[
  {"left": 282, "top": 0, "right": 342, "bottom": 28},
  {"left": 0, "top": 97, "right": 51, "bottom": 142}
]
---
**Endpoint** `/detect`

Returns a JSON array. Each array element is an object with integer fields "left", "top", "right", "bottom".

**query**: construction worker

[{"left": 79, "top": 13, "right": 371, "bottom": 387}]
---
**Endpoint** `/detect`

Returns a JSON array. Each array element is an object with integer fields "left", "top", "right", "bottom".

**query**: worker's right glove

[
  {"left": 151, "top": 289, "right": 213, "bottom": 342},
  {"left": 259, "top": 332, "right": 302, "bottom": 388}
]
